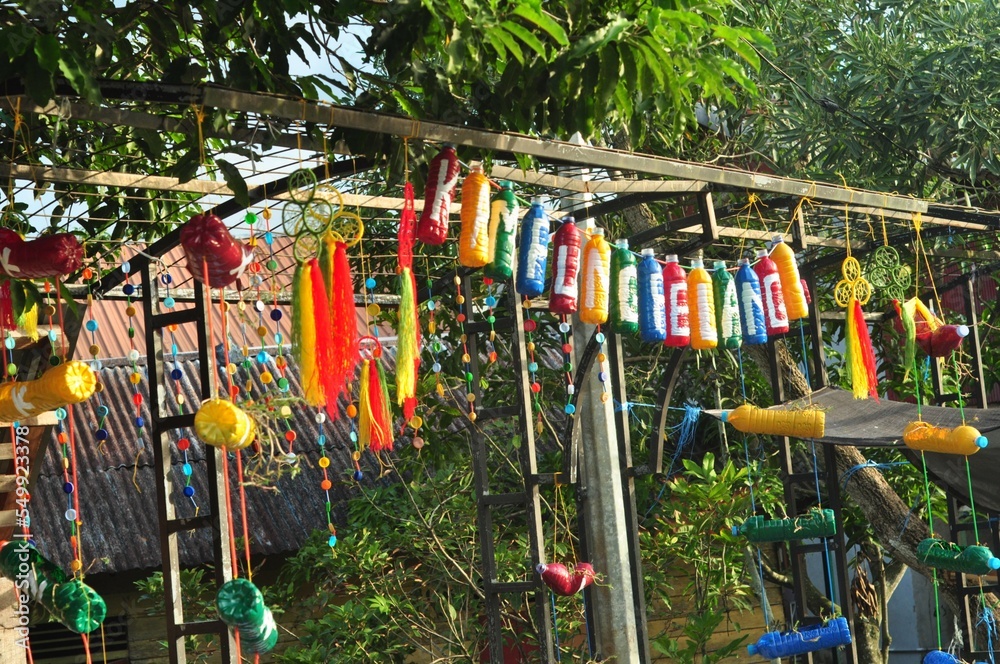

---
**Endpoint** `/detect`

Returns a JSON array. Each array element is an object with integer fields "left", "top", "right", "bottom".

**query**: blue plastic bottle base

[{"left": 747, "top": 644, "right": 758, "bottom": 656}]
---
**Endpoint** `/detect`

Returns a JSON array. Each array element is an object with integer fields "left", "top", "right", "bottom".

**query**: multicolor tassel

[
  {"left": 358, "top": 340, "right": 393, "bottom": 454},
  {"left": 308, "top": 258, "right": 339, "bottom": 411},
  {"left": 845, "top": 297, "right": 878, "bottom": 399},
  {"left": 323, "top": 239, "right": 359, "bottom": 408},
  {"left": 396, "top": 183, "right": 421, "bottom": 421}
]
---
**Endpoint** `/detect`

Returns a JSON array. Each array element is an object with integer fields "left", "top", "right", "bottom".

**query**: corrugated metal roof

[{"left": 30, "top": 353, "right": 397, "bottom": 575}]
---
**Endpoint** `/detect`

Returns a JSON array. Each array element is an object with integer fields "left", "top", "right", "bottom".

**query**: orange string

[
  {"left": 235, "top": 449, "right": 252, "bottom": 581},
  {"left": 203, "top": 258, "right": 220, "bottom": 398}
]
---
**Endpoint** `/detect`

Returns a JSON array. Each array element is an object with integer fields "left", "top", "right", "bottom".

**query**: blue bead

[
  {"left": 365, "top": 277, "right": 376, "bottom": 289},
  {"left": 328, "top": 535, "right": 338, "bottom": 547},
  {"left": 256, "top": 351, "right": 268, "bottom": 363},
  {"left": 318, "top": 434, "right": 326, "bottom": 444},
  {"left": 528, "top": 362, "right": 538, "bottom": 373},
  {"left": 95, "top": 428, "right": 109, "bottom": 440},
  {"left": 4, "top": 337, "right": 14, "bottom": 349},
  {"left": 270, "top": 309, "right": 282, "bottom": 321},
  {"left": 123, "top": 284, "right": 135, "bottom": 296},
  {"left": 63, "top": 482, "right": 74, "bottom": 494},
  {"left": 427, "top": 300, "right": 437, "bottom": 311},
  {"left": 85, "top": 320, "right": 98, "bottom": 332},
  {"left": 55, "top": 408, "right": 67, "bottom": 420},
  {"left": 161, "top": 274, "right": 173, "bottom": 285},
  {"left": 432, "top": 362, "right": 441, "bottom": 373},
  {"left": 171, "top": 343, "right": 178, "bottom": 355},
  {"left": 163, "top": 296, "right": 175, "bottom": 309},
  {"left": 121, "top": 261, "right": 130, "bottom": 273},
  {"left": 171, "top": 369, "right": 182, "bottom": 380},
  {"left": 135, "top": 416, "right": 144, "bottom": 427},
  {"left": 264, "top": 232, "right": 274, "bottom": 245},
  {"left": 485, "top": 296, "right": 497, "bottom": 307},
  {"left": 595, "top": 332, "right": 606, "bottom": 344},
  {"left": 183, "top": 486, "right": 195, "bottom": 497},
  {"left": 598, "top": 371, "right": 607, "bottom": 383},
  {"left": 564, "top": 404, "right": 576, "bottom": 414},
  {"left": 274, "top": 333, "right": 283, "bottom": 344},
  {"left": 97, "top": 406, "right": 109, "bottom": 418},
  {"left": 182, "top": 463, "right": 192, "bottom": 476},
  {"left": 349, "top": 431, "right": 358, "bottom": 442},
  {"left": 353, "top": 470, "right": 363, "bottom": 481},
  {"left": 48, "top": 330, "right": 58, "bottom": 341}
]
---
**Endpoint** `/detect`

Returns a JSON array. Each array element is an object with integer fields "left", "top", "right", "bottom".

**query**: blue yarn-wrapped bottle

[
  {"left": 515, "top": 198, "right": 549, "bottom": 298},
  {"left": 637, "top": 248, "right": 666, "bottom": 343},
  {"left": 747, "top": 617, "right": 851, "bottom": 659},
  {"left": 736, "top": 257, "right": 767, "bottom": 345}
]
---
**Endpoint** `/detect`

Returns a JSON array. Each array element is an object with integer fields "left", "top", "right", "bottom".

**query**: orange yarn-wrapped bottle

[
  {"left": 687, "top": 257, "right": 717, "bottom": 350},
  {"left": 770, "top": 236, "right": 808, "bottom": 320},
  {"left": 458, "top": 162, "right": 492, "bottom": 267},
  {"left": 579, "top": 228, "right": 611, "bottom": 325}
]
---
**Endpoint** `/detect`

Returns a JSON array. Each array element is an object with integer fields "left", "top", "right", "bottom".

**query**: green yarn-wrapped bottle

[
  {"left": 0, "top": 540, "right": 106, "bottom": 634},
  {"left": 216, "top": 578, "right": 279, "bottom": 654},
  {"left": 609, "top": 240, "right": 639, "bottom": 334},
  {"left": 712, "top": 260, "right": 742, "bottom": 349},
  {"left": 916, "top": 538, "right": 1000, "bottom": 575},
  {"left": 732, "top": 508, "right": 836, "bottom": 543},
  {"left": 484, "top": 182, "right": 519, "bottom": 280}
]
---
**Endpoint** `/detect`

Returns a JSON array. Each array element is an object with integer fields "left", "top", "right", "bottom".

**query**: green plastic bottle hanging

[
  {"left": 484, "top": 181, "right": 519, "bottom": 280},
  {"left": 712, "top": 260, "right": 741, "bottom": 349},
  {"left": 609, "top": 239, "right": 638, "bottom": 334}
]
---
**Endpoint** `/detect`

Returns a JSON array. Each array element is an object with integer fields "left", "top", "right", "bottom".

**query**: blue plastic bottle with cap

[
  {"left": 736, "top": 257, "right": 768, "bottom": 345},
  {"left": 515, "top": 198, "right": 549, "bottom": 298},
  {"left": 747, "top": 617, "right": 851, "bottom": 659},
  {"left": 637, "top": 248, "right": 667, "bottom": 343}
]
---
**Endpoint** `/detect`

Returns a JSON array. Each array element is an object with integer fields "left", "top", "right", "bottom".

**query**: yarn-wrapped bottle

[
  {"left": 515, "top": 198, "right": 549, "bottom": 298},
  {"left": 687, "top": 257, "right": 717, "bottom": 351},
  {"left": 548, "top": 217, "right": 582, "bottom": 315},
  {"left": 457, "top": 162, "right": 492, "bottom": 267},
  {"left": 736, "top": 258, "right": 767, "bottom": 345},
  {"left": 769, "top": 236, "right": 808, "bottom": 320},
  {"left": 415, "top": 145, "right": 460, "bottom": 245},
  {"left": 484, "top": 181, "right": 519, "bottom": 280},
  {"left": 663, "top": 254, "right": 690, "bottom": 347},
  {"left": 637, "top": 248, "right": 666, "bottom": 342},
  {"left": 579, "top": 228, "right": 611, "bottom": 325},
  {"left": 609, "top": 240, "right": 639, "bottom": 335},
  {"left": 712, "top": 260, "right": 741, "bottom": 349},
  {"left": 754, "top": 248, "right": 789, "bottom": 336}
]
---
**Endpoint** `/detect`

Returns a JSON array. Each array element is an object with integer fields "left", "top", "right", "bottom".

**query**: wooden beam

[
  {"left": 201, "top": 88, "right": 930, "bottom": 214},
  {"left": 489, "top": 165, "right": 707, "bottom": 195}
]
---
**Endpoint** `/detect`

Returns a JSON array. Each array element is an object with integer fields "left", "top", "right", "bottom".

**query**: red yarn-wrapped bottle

[
  {"left": 754, "top": 248, "right": 789, "bottom": 336},
  {"left": 548, "top": 218, "right": 582, "bottom": 315},
  {"left": 663, "top": 254, "right": 690, "bottom": 347}
]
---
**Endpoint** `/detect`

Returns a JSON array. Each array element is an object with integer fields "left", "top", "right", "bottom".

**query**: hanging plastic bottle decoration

[
  {"left": 0, "top": 228, "right": 83, "bottom": 279},
  {"left": 609, "top": 240, "right": 639, "bottom": 335},
  {"left": 515, "top": 197, "right": 550, "bottom": 298},
  {"left": 580, "top": 228, "right": 611, "bottom": 325},
  {"left": 747, "top": 617, "right": 852, "bottom": 660},
  {"left": 636, "top": 248, "right": 665, "bottom": 342},
  {"left": 549, "top": 217, "right": 582, "bottom": 315},
  {"left": 415, "top": 145, "right": 460, "bottom": 245},
  {"left": 396, "top": 182, "right": 422, "bottom": 421},
  {"left": 736, "top": 258, "right": 767, "bottom": 345},
  {"left": 662, "top": 254, "right": 690, "bottom": 347},
  {"left": 458, "top": 162, "right": 492, "bottom": 267},
  {"left": 687, "top": 256, "right": 717, "bottom": 351},
  {"left": 769, "top": 236, "right": 809, "bottom": 321},
  {"left": 180, "top": 214, "right": 254, "bottom": 288},
  {"left": 712, "top": 260, "right": 741, "bottom": 349},
  {"left": 484, "top": 181, "right": 519, "bottom": 280},
  {"left": 754, "top": 248, "right": 789, "bottom": 337}
]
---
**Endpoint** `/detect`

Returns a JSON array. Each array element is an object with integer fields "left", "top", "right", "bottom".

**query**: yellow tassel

[
  {"left": 845, "top": 298, "right": 865, "bottom": 399},
  {"left": 358, "top": 358, "right": 372, "bottom": 452},
  {"left": 19, "top": 303, "right": 38, "bottom": 341},
  {"left": 396, "top": 267, "right": 418, "bottom": 409},
  {"left": 297, "top": 264, "right": 323, "bottom": 407},
  {"left": 903, "top": 421, "right": 987, "bottom": 456},
  {"left": 723, "top": 404, "right": 825, "bottom": 439}
]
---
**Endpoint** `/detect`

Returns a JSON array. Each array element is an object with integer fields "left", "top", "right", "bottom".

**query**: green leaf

[
  {"left": 712, "top": 26, "right": 760, "bottom": 70},
  {"left": 490, "top": 25, "right": 524, "bottom": 65},
  {"left": 511, "top": 5, "right": 568, "bottom": 47},
  {"left": 22, "top": 56, "right": 54, "bottom": 105},
  {"left": 58, "top": 52, "right": 101, "bottom": 103},
  {"left": 596, "top": 47, "right": 621, "bottom": 114},
  {"left": 33, "top": 34, "right": 60, "bottom": 73},
  {"left": 500, "top": 21, "right": 546, "bottom": 59},
  {"left": 568, "top": 16, "right": 632, "bottom": 60},
  {"left": 216, "top": 159, "right": 249, "bottom": 208}
]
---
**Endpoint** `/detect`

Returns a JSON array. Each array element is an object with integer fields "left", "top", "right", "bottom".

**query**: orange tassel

[{"left": 329, "top": 242, "right": 359, "bottom": 407}]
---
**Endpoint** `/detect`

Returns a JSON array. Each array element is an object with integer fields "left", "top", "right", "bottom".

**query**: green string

[{"left": 920, "top": 450, "right": 944, "bottom": 650}]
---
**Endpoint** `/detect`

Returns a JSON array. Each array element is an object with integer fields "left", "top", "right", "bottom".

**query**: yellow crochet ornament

[
  {"left": 722, "top": 404, "right": 825, "bottom": 439},
  {"left": 194, "top": 399, "right": 257, "bottom": 450}
]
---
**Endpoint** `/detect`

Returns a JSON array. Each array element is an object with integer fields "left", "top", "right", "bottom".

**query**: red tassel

[
  {"left": 308, "top": 259, "right": 339, "bottom": 410},
  {"left": 329, "top": 242, "right": 359, "bottom": 404},
  {"left": 367, "top": 360, "right": 392, "bottom": 452},
  {"left": 0, "top": 282, "right": 14, "bottom": 330},
  {"left": 852, "top": 299, "right": 879, "bottom": 400}
]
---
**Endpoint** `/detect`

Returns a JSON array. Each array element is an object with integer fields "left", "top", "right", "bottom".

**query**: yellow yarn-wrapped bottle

[
  {"left": 579, "top": 228, "right": 611, "bottom": 325},
  {"left": 722, "top": 404, "right": 825, "bottom": 439},
  {"left": 195, "top": 399, "right": 257, "bottom": 449},
  {"left": 0, "top": 361, "right": 97, "bottom": 422},
  {"left": 458, "top": 163, "right": 492, "bottom": 268}
]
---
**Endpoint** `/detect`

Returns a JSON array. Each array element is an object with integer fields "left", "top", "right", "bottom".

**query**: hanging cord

[
  {"left": 920, "top": 450, "right": 944, "bottom": 649},
  {"left": 735, "top": 346, "right": 774, "bottom": 629},
  {"left": 840, "top": 460, "right": 909, "bottom": 493},
  {"left": 978, "top": 594, "right": 997, "bottom": 664}
]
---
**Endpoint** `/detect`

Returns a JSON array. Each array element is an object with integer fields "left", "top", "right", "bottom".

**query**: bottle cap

[
  {"left": 772, "top": 235, "right": 785, "bottom": 244},
  {"left": 642, "top": 248, "right": 655, "bottom": 257},
  {"left": 747, "top": 644, "right": 758, "bottom": 656},
  {"left": 665, "top": 254, "right": 678, "bottom": 263},
  {"left": 593, "top": 228, "right": 605, "bottom": 237},
  {"left": 560, "top": 215, "right": 575, "bottom": 225},
  {"left": 738, "top": 257, "right": 750, "bottom": 266},
  {"left": 618, "top": 239, "right": 630, "bottom": 249},
  {"left": 956, "top": 325, "right": 970, "bottom": 338},
  {"left": 756, "top": 248, "right": 769, "bottom": 258},
  {"left": 990, "top": 556, "right": 1000, "bottom": 570},
  {"left": 714, "top": 260, "right": 727, "bottom": 270},
  {"left": 976, "top": 435, "right": 988, "bottom": 449},
  {"left": 691, "top": 258, "right": 704, "bottom": 268},
  {"left": 469, "top": 161, "right": 484, "bottom": 172},
  {"left": 500, "top": 180, "right": 512, "bottom": 190}
]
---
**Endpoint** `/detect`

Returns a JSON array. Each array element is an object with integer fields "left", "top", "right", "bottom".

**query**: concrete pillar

[{"left": 564, "top": 133, "right": 640, "bottom": 662}]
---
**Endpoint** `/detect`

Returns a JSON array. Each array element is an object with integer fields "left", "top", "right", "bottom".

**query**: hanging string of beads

[
  {"left": 122, "top": 258, "right": 147, "bottom": 489},
  {"left": 81, "top": 263, "right": 112, "bottom": 453},
  {"left": 424, "top": 259, "right": 446, "bottom": 407},
  {"left": 454, "top": 270, "right": 477, "bottom": 423}
]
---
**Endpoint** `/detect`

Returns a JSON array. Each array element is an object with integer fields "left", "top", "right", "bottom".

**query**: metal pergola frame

[{"left": 4, "top": 82, "right": 999, "bottom": 663}]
